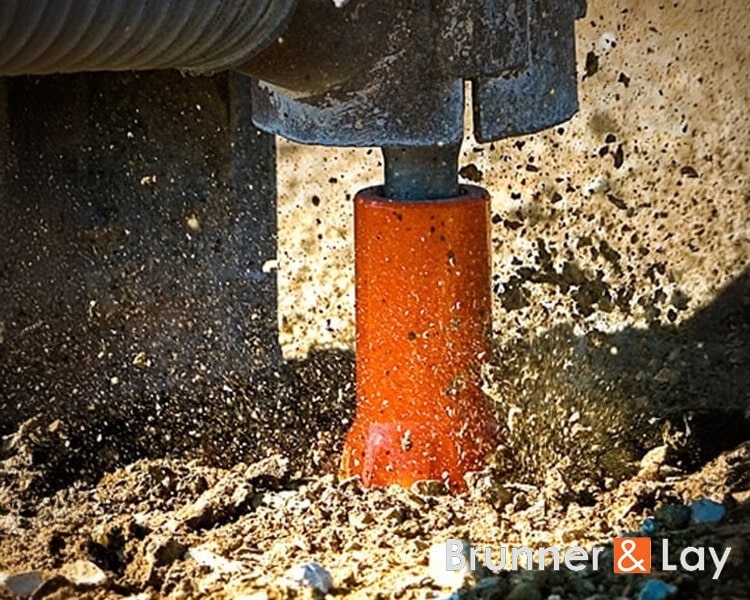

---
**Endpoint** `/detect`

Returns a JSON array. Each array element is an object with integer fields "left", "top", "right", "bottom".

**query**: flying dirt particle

[
  {"left": 584, "top": 51, "right": 599, "bottom": 78},
  {"left": 612, "top": 144, "right": 625, "bottom": 168},
  {"left": 607, "top": 194, "right": 627, "bottom": 210},
  {"left": 459, "top": 163, "right": 484, "bottom": 183},
  {"left": 500, "top": 280, "right": 530, "bottom": 310},
  {"left": 262, "top": 259, "right": 278, "bottom": 273},
  {"left": 680, "top": 165, "right": 699, "bottom": 178},
  {"left": 132, "top": 352, "right": 150, "bottom": 368}
]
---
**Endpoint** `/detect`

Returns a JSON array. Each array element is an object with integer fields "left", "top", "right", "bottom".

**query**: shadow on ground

[{"left": 485, "top": 267, "right": 750, "bottom": 498}]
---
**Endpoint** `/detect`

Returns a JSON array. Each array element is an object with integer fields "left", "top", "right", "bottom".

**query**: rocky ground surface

[{"left": 1, "top": 416, "right": 749, "bottom": 600}]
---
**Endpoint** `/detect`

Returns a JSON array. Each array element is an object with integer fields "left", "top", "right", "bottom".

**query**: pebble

[
  {"left": 0, "top": 571, "right": 43, "bottom": 598},
  {"left": 638, "top": 579, "right": 677, "bottom": 600},
  {"left": 506, "top": 581, "right": 542, "bottom": 600},
  {"left": 638, "top": 445, "right": 669, "bottom": 480},
  {"left": 428, "top": 540, "right": 475, "bottom": 589},
  {"left": 689, "top": 498, "right": 726, "bottom": 524},
  {"left": 60, "top": 559, "right": 109, "bottom": 587},
  {"left": 641, "top": 517, "right": 659, "bottom": 535},
  {"left": 153, "top": 537, "right": 189, "bottom": 567},
  {"left": 464, "top": 472, "right": 512, "bottom": 510},
  {"left": 287, "top": 562, "right": 334, "bottom": 594},
  {"left": 188, "top": 546, "right": 243, "bottom": 574},
  {"left": 411, "top": 480, "right": 449, "bottom": 496},
  {"left": 654, "top": 504, "right": 691, "bottom": 530}
]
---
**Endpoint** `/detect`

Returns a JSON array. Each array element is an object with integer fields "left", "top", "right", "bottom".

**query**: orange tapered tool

[{"left": 341, "top": 185, "right": 498, "bottom": 491}]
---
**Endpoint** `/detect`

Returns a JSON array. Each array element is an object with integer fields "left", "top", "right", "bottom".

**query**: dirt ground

[
  {"left": 1, "top": 416, "right": 749, "bottom": 600},
  {"left": 2, "top": 287, "right": 749, "bottom": 600}
]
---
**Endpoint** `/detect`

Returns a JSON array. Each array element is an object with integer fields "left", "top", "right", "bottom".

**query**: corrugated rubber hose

[{"left": 0, "top": 0, "right": 298, "bottom": 75}]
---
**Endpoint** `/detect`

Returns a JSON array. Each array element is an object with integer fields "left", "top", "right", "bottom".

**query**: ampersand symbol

[{"left": 616, "top": 539, "right": 646, "bottom": 573}]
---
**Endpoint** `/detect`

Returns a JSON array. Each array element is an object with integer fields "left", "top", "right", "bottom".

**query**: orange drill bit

[{"left": 341, "top": 184, "right": 498, "bottom": 491}]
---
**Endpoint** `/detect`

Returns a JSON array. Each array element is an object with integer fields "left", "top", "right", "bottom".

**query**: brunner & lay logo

[{"left": 444, "top": 537, "right": 731, "bottom": 580}]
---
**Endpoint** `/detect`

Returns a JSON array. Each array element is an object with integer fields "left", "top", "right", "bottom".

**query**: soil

[{"left": 1, "top": 353, "right": 749, "bottom": 600}]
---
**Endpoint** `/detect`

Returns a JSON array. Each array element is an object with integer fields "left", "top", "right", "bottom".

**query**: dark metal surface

[
  {"left": 473, "top": 0, "right": 586, "bottom": 141},
  {"left": 249, "top": 0, "right": 473, "bottom": 147},
  {"left": 239, "top": 0, "right": 394, "bottom": 92},
  {"left": 0, "top": 0, "right": 298, "bottom": 75},
  {"left": 382, "top": 145, "right": 460, "bottom": 201},
  {"left": 249, "top": 0, "right": 586, "bottom": 147}
]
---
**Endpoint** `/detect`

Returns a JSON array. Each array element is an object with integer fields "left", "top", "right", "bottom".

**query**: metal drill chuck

[{"left": 245, "top": 0, "right": 586, "bottom": 147}]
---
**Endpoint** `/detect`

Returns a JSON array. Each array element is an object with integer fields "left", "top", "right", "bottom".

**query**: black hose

[{"left": 0, "top": 0, "right": 298, "bottom": 75}]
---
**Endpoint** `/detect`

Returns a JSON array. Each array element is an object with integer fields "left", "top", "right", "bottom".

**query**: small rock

[
  {"left": 176, "top": 467, "right": 254, "bottom": 529},
  {"left": 60, "top": 560, "right": 108, "bottom": 588},
  {"left": 690, "top": 498, "right": 725, "bottom": 524},
  {"left": 244, "top": 454, "right": 289, "bottom": 487},
  {"left": 153, "top": 537, "right": 188, "bottom": 567},
  {"left": 411, "top": 480, "right": 449, "bottom": 496},
  {"left": 641, "top": 517, "right": 659, "bottom": 535},
  {"left": 464, "top": 472, "right": 512, "bottom": 510},
  {"left": 428, "top": 540, "right": 478, "bottom": 590},
  {"left": 188, "top": 546, "right": 243, "bottom": 574},
  {"left": 31, "top": 575, "right": 74, "bottom": 599},
  {"left": 638, "top": 446, "right": 669, "bottom": 480},
  {"left": 654, "top": 504, "right": 691, "bottom": 530},
  {"left": 638, "top": 579, "right": 677, "bottom": 600},
  {"left": 506, "top": 581, "right": 542, "bottom": 600},
  {"left": 286, "top": 562, "right": 334, "bottom": 594},
  {"left": 0, "top": 571, "right": 44, "bottom": 598}
]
